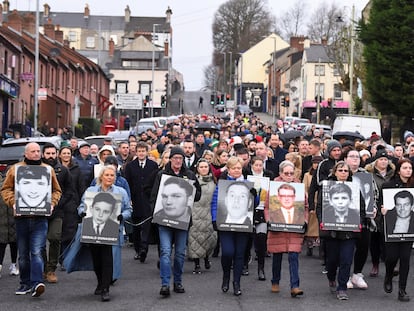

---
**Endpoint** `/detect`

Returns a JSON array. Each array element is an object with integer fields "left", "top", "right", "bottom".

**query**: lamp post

[
  {"left": 222, "top": 52, "right": 226, "bottom": 108},
  {"left": 34, "top": 0, "right": 40, "bottom": 135},
  {"left": 238, "top": 54, "right": 243, "bottom": 106},
  {"left": 349, "top": 5, "right": 355, "bottom": 114},
  {"left": 151, "top": 23, "right": 160, "bottom": 118},
  {"left": 270, "top": 35, "right": 277, "bottom": 123},
  {"left": 316, "top": 58, "right": 321, "bottom": 124}
]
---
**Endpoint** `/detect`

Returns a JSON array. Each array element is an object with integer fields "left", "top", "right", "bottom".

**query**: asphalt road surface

[{"left": 1, "top": 241, "right": 413, "bottom": 311}]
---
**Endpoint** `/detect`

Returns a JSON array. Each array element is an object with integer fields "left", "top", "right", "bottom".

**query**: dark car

[
  {"left": 0, "top": 136, "right": 62, "bottom": 176},
  {"left": 235, "top": 104, "right": 253, "bottom": 116}
]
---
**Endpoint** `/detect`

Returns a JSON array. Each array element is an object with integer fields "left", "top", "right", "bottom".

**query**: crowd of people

[{"left": 1, "top": 112, "right": 414, "bottom": 303}]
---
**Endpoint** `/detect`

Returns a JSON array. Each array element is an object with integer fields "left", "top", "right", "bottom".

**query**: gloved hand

[
  {"left": 250, "top": 188, "right": 257, "bottom": 197},
  {"left": 80, "top": 212, "right": 87, "bottom": 218},
  {"left": 117, "top": 214, "right": 123, "bottom": 222},
  {"left": 212, "top": 221, "right": 218, "bottom": 231}
]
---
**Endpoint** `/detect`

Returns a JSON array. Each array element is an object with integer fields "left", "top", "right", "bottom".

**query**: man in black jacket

[{"left": 41, "top": 143, "right": 73, "bottom": 284}]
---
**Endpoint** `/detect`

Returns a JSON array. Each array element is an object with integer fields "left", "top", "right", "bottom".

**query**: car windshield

[{"left": 0, "top": 143, "right": 26, "bottom": 161}]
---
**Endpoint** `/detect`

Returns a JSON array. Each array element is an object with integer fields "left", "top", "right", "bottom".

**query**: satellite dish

[{"left": 50, "top": 48, "right": 61, "bottom": 58}]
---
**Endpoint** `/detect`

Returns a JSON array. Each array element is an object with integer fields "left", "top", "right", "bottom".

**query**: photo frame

[
  {"left": 321, "top": 180, "right": 360, "bottom": 232},
  {"left": 80, "top": 191, "right": 121, "bottom": 245},
  {"left": 383, "top": 188, "right": 414, "bottom": 242},
  {"left": 353, "top": 172, "right": 375, "bottom": 218},
  {"left": 268, "top": 181, "right": 305, "bottom": 233},
  {"left": 152, "top": 175, "right": 196, "bottom": 230},
  {"left": 15, "top": 165, "right": 52, "bottom": 216},
  {"left": 216, "top": 179, "right": 254, "bottom": 232}
]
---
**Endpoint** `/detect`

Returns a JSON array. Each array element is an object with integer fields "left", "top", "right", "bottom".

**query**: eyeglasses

[
  {"left": 278, "top": 195, "right": 295, "bottom": 198},
  {"left": 283, "top": 172, "right": 295, "bottom": 176},
  {"left": 336, "top": 169, "right": 349, "bottom": 173},
  {"left": 170, "top": 156, "right": 183, "bottom": 161},
  {"left": 347, "top": 155, "right": 360, "bottom": 159}
]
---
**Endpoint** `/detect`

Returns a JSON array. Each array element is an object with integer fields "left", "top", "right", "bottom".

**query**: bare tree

[
  {"left": 278, "top": 0, "right": 307, "bottom": 41},
  {"left": 203, "top": 64, "right": 219, "bottom": 92}
]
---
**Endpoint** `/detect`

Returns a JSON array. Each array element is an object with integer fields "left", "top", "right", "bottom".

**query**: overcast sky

[{"left": 11, "top": 0, "right": 368, "bottom": 90}]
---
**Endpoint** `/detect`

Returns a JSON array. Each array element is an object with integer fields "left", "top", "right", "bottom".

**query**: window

[
  {"left": 334, "top": 84, "right": 342, "bottom": 99},
  {"left": 110, "top": 35, "right": 118, "bottom": 45},
  {"left": 314, "top": 64, "right": 325, "bottom": 76},
  {"left": 68, "top": 31, "right": 77, "bottom": 42},
  {"left": 86, "top": 36, "right": 95, "bottom": 48},
  {"left": 122, "top": 60, "right": 153, "bottom": 69},
  {"left": 314, "top": 83, "right": 325, "bottom": 100},
  {"left": 333, "top": 65, "right": 340, "bottom": 76}
]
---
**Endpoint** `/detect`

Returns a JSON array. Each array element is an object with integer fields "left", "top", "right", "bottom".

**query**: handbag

[{"left": 305, "top": 211, "right": 319, "bottom": 238}]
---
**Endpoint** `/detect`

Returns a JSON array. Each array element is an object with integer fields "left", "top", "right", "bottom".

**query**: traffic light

[
  {"left": 161, "top": 95, "right": 166, "bottom": 107},
  {"left": 210, "top": 95, "right": 215, "bottom": 105},
  {"left": 144, "top": 95, "right": 149, "bottom": 107},
  {"left": 280, "top": 96, "right": 285, "bottom": 106},
  {"left": 220, "top": 94, "right": 224, "bottom": 105},
  {"left": 285, "top": 96, "right": 290, "bottom": 107},
  {"left": 226, "top": 93, "right": 230, "bottom": 100}
]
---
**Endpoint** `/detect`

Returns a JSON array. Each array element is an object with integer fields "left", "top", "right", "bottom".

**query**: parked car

[
  {"left": 135, "top": 117, "right": 167, "bottom": 134},
  {"left": 235, "top": 104, "right": 252, "bottom": 116},
  {"left": 301, "top": 123, "right": 332, "bottom": 137},
  {"left": 0, "top": 136, "right": 63, "bottom": 176},
  {"left": 216, "top": 103, "right": 226, "bottom": 112},
  {"left": 84, "top": 135, "right": 117, "bottom": 149},
  {"left": 284, "top": 117, "right": 310, "bottom": 129},
  {"left": 107, "top": 130, "right": 134, "bottom": 143}
]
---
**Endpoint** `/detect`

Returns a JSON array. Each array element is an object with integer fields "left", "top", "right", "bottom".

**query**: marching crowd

[{"left": 0, "top": 112, "right": 413, "bottom": 303}]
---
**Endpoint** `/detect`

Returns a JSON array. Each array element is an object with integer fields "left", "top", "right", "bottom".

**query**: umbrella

[
  {"left": 280, "top": 130, "right": 304, "bottom": 141},
  {"left": 194, "top": 122, "right": 221, "bottom": 132},
  {"left": 333, "top": 131, "right": 365, "bottom": 141}
]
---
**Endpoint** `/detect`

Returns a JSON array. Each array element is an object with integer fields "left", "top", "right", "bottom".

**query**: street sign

[
  {"left": 38, "top": 88, "right": 47, "bottom": 101},
  {"left": 226, "top": 100, "right": 235, "bottom": 109},
  {"left": 114, "top": 93, "right": 143, "bottom": 110}
]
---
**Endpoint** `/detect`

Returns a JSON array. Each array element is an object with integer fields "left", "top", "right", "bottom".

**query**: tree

[
  {"left": 277, "top": 0, "right": 307, "bottom": 41},
  {"left": 208, "top": 0, "right": 274, "bottom": 89},
  {"left": 203, "top": 64, "right": 219, "bottom": 92},
  {"left": 359, "top": 0, "right": 414, "bottom": 116}
]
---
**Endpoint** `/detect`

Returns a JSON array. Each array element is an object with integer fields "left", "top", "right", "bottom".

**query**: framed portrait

[
  {"left": 80, "top": 191, "right": 122, "bottom": 245},
  {"left": 353, "top": 172, "right": 375, "bottom": 218},
  {"left": 321, "top": 181, "right": 361, "bottom": 232},
  {"left": 383, "top": 188, "right": 414, "bottom": 242},
  {"left": 14, "top": 165, "right": 52, "bottom": 216},
  {"left": 152, "top": 175, "right": 196, "bottom": 230},
  {"left": 268, "top": 181, "right": 305, "bottom": 233},
  {"left": 216, "top": 180, "right": 254, "bottom": 232}
]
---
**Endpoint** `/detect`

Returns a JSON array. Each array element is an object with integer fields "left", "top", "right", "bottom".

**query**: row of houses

[{"left": 0, "top": 1, "right": 181, "bottom": 135}]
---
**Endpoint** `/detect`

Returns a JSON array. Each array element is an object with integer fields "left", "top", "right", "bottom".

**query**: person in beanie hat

[{"left": 150, "top": 145, "right": 201, "bottom": 297}]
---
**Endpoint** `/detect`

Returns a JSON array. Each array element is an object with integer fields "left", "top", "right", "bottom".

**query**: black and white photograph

[
  {"left": 353, "top": 171, "right": 375, "bottom": 217},
  {"left": 81, "top": 191, "right": 122, "bottom": 245},
  {"left": 268, "top": 181, "right": 305, "bottom": 233},
  {"left": 216, "top": 180, "right": 254, "bottom": 232},
  {"left": 321, "top": 181, "right": 361, "bottom": 232},
  {"left": 383, "top": 188, "right": 414, "bottom": 242},
  {"left": 152, "top": 175, "right": 196, "bottom": 230},
  {"left": 14, "top": 164, "right": 52, "bottom": 216}
]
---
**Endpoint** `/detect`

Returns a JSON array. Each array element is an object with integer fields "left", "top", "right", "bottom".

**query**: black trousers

[
  {"left": 90, "top": 244, "right": 113, "bottom": 291},
  {"left": 384, "top": 241, "right": 412, "bottom": 289},
  {"left": 0, "top": 242, "right": 18, "bottom": 264},
  {"left": 254, "top": 233, "right": 267, "bottom": 267},
  {"left": 132, "top": 216, "right": 151, "bottom": 254},
  {"left": 353, "top": 227, "right": 371, "bottom": 274}
]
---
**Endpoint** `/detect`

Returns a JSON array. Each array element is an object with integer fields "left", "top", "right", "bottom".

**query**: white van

[
  {"left": 135, "top": 117, "right": 167, "bottom": 134},
  {"left": 332, "top": 115, "right": 381, "bottom": 139}
]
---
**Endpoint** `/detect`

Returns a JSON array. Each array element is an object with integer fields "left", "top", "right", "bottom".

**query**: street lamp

[
  {"left": 151, "top": 23, "right": 160, "bottom": 118},
  {"left": 34, "top": 0, "right": 40, "bottom": 135},
  {"left": 263, "top": 34, "right": 277, "bottom": 122}
]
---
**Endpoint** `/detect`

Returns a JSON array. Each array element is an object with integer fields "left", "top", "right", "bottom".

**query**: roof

[{"left": 305, "top": 44, "right": 332, "bottom": 63}]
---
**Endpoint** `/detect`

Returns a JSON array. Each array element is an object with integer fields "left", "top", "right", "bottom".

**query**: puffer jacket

[
  {"left": 187, "top": 174, "right": 217, "bottom": 258},
  {"left": 0, "top": 178, "right": 15, "bottom": 243}
]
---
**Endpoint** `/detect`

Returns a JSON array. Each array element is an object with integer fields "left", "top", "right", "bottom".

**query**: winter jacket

[{"left": 0, "top": 178, "right": 15, "bottom": 244}]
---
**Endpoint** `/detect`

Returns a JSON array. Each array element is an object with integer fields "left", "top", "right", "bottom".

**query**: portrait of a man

[
  {"left": 152, "top": 175, "right": 195, "bottom": 230},
  {"left": 15, "top": 165, "right": 52, "bottom": 215},
  {"left": 81, "top": 192, "right": 121, "bottom": 245},
  {"left": 383, "top": 189, "right": 414, "bottom": 241},
  {"left": 353, "top": 172, "right": 375, "bottom": 217},
  {"left": 322, "top": 181, "right": 360, "bottom": 231},
  {"left": 216, "top": 180, "right": 254, "bottom": 232},
  {"left": 268, "top": 182, "right": 305, "bottom": 232}
]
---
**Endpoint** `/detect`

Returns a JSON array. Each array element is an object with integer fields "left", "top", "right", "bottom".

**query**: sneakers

[
  {"left": 15, "top": 284, "right": 32, "bottom": 295},
  {"left": 336, "top": 290, "right": 349, "bottom": 300},
  {"left": 9, "top": 263, "right": 19, "bottom": 276},
  {"left": 173, "top": 283, "right": 185, "bottom": 293},
  {"left": 160, "top": 285, "right": 170, "bottom": 297},
  {"left": 46, "top": 271, "right": 58, "bottom": 283},
  {"left": 193, "top": 265, "right": 201, "bottom": 274},
  {"left": 351, "top": 273, "right": 368, "bottom": 289},
  {"left": 31, "top": 283, "right": 45, "bottom": 297},
  {"left": 347, "top": 277, "right": 354, "bottom": 289}
]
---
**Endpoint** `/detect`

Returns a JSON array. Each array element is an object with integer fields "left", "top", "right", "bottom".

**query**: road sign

[
  {"left": 38, "top": 88, "right": 47, "bottom": 101},
  {"left": 114, "top": 93, "right": 143, "bottom": 110},
  {"left": 226, "top": 100, "right": 235, "bottom": 109}
]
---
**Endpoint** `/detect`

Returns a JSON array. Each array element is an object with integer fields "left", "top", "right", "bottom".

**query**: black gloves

[
  {"left": 117, "top": 214, "right": 123, "bottom": 222},
  {"left": 212, "top": 221, "right": 218, "bottom": 231},
  {"left": 250, "top": 188, "right": 257, "bottom": 197},
  {"left": 80, "top": 212, "right": 86, "bottom": 218}
]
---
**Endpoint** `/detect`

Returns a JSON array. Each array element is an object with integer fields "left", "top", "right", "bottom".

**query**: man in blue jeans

[
  {"left": 150, "top": 147, "right": 201, "bottom": 297},
  {"left": 1, "top": 142, "right": 61, "bottom": 297}
]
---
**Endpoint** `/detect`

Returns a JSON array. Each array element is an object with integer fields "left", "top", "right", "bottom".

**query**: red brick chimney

[
  {"left": 8, "top": 10, "right": 22, "bottom": 33},
  {"left": 44, "top": 18, "right": 55, "bottom": 40},
  {"left": 290, "top": 36, "right": 305, "bottom": 52},
  {"left": 55, "top": 24, "right": 63, "bottom": 43},
  {"left": 63, "top": 39, "right": 70, "bottom": 48},
  {"left": 109, "top": 38, "right": 115, "bottom": 57},
  {"left": 321, "top": 37, "right": 328, "bottom": 46},
  {"left": 164, "top": 40, "right": 169, "bottom": 57},
  {"left": 22, "top": 13, "right": 36, "bottom": 34}
]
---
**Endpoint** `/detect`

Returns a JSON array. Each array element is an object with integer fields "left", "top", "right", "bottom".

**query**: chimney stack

[
  {"left": 44, "top": 18, "right": 55, "bottom": 40},
  {"left": 321, "top": 37, "right": 327, "bottom": 46},
  {"left": 8, "top": 10, "right": 22, "bottom": 33},
  {"left": 109, "top": 38, "right": 115, "bottom": 57},
  {"left": 55, "top": 24, "right": 64, "bottom": 43},
  {"left": 290, "top": 36, "right": 305, "bottom": 52},
  {"left": 44, "top": 3, "right": 50, "bottom": 17},
  {"left": 84, "top": 4, "right": 90, "bottom": 19},
  {"left": 164, "top": 40, "right": 169, "bottom": 57},
  {"left": 2, "top": 0, "right": 9, "bottom": 14},
  {"left": 22, "top": 13, "right": 36, "bottom": 34},
  {"left": 165, "top": 6, "right": 172, "bottom": 23}
]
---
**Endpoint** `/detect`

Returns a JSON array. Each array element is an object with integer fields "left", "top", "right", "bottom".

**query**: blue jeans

[
  {"left": 15, "top": 217, "right": 48, "bottom": 287},
  {"left": 158, "top": 226, "right": 188, "bottom": 286},
  {"left": 271, "top": 252, "right": 300, "bottom": 288},
  {"left": 220, "top": 231, "right": 249, "bottom": 283},
  {"left": 325, "top": 238, "right": 356, "bottom": 291}
]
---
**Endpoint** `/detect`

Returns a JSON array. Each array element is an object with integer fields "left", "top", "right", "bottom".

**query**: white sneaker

[
  {"left": 346, "top": 277, "right": 354, "bottom": 289},
  {"left": 351, "top": 273, "right": 368, "bottom": 289},
  {"left": 9, "top": 263, "right": 19, "bottom": 276},
  {"left": 0, "top": 264, "right": 2, "bottom": 278}
]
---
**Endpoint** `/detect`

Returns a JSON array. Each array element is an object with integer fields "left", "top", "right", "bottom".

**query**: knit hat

[
  {"left": 104, "top": 155, "right": 118, "bottom": 166},
  {"left": 169, "top": 147, "right": 185, "bottom": 159},
  {"left": 374, "top": 149, "right": 388, "bottom": 161},
  {"left": 359, "top": 149, "right": 371, "bottom": 158},
  {"left": 404, "top": 130, "right": 414, "bottom": 141},
  {"left": 327, "top": 140, "right": 342, "bottom": 154},
  {"left": 311, "top": 155, "right": 324, "bottom": 164},
  {"left": 210, "top": 139, "right": 219, "bottom": 150}
]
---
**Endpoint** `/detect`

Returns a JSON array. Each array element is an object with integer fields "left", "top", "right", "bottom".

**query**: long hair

[{"left": 395, "top": 158, "right": 414, "bottom": 187}]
